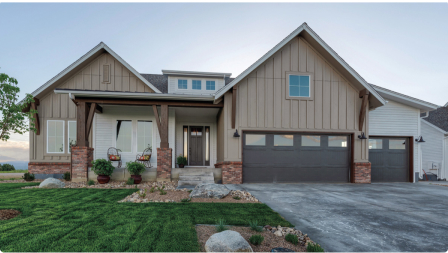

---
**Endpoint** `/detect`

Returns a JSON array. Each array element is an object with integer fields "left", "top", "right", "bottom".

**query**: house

[{"left": 23, "top": 22, "right": 440, "bottom": 184}]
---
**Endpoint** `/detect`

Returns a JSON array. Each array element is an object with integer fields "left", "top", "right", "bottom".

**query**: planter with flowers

[{"left": 91, "top": 159, "right": 116, "bottom": 184}]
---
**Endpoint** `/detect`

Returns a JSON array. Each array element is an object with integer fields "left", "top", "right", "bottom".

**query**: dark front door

[
  {"left": 189, "top": 127, "right": 203, "bottom": 166},
  {"left": 369, "top": 137, "right": 409, "bottom": 182}
]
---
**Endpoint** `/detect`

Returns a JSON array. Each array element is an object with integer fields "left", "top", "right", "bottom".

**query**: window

[
  {"left": 289, "top": 75, "right": 310, "bottom": 97},
  {"left": 183, "top": 126, "right": 188, "bottom": 160},
  {"left": 206, "top": 81, "right": 215, "bottom": 90},
  {"left": 178, "top": 79, "right": 187, "bottom": 89},
  {"left": 137, "top": 121, "right": 152, "bottom": 152},
  {"left": 47, "top": 120, "right": 64, "bottom": 153},
  {"left": 301, "top": 135, "right": 320, "bottom": 147},
  {"left": 116, "top": 120, "right": 132, "bottom": 152},
  {"left": 329, "top": 136, "right": 348, "bottom": 147},
  {"left": 205, "top": 126, "right": 210, "bottom": 165},
  {"left": 274, "top": 135, "right": 293, "bottom": 146},
  {"left": 389, "top": 139, "right": 406, "bottom": 150},
  {"left": 369, "top": 139, "right": 383, "bottom": 149},
  {"left": 192, "top": 80, "right": 201, "bottom": 90},
  {"left": 68, "top": 121, "right": 76, "bottom": 153},
  {"left": 246, "top": 134, "right": 266, "bottom": 146}
]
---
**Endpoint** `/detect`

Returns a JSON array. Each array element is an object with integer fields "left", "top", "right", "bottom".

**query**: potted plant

[
  {"left": 91, "top": 159, "right": 115, "bottom": 184},
  {"left": 177, "top": 155, "right": 187, "bottom": 168},
  {"left": 126, "top": 161, "right": 146, "bottom": 184}
]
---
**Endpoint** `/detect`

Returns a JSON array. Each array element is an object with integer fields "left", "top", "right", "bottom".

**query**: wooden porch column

[
  {"left": 358, "top": 89, "right": 370, "bottom": 131},
  {"left": 231, "top": 87, "right": 237, "bottom": 129},
  {"left": 153, "top": 104, "right": 169, "bottom": 148},
  {"left": 76, "top": 101, "right": 89, "bottom": 147}
]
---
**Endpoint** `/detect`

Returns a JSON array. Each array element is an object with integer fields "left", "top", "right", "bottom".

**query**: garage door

[
  {"left": 243, "top": 133, "right": 351, "bottom": 183},
  {"left": 369, "top": 137, "right": 409, "bottom": 182}
]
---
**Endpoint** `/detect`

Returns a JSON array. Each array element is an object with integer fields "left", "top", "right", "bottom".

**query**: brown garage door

[{"left": 243, "top": 133, "right": 351, "bottom": 183}]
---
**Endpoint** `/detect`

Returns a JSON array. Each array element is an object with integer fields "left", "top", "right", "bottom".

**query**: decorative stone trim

[
  {"left": 216, "top": 161, "right": 243, "bottom": 184},
  {"left": 354, "top": 162, "right": 371, "bottom": 183},
  {"left": 157, "top": 148, "right": 172, "bottom": 182},
  {"left": 71, "top": 146, "right": 94, "bottom": 182},
  {"left": 28, "top": 162, "right": 70, "bottom": 175}
]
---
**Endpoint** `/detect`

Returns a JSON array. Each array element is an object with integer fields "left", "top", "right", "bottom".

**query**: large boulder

[
  {"left": 189, "top": 183, "right": 230, "bottom": 199},
  {"left": 205, "top": 230, "right": 253, "bottom": 252},
  {"left": 39, "top": 178, "right": 65, "bottom": 188}
]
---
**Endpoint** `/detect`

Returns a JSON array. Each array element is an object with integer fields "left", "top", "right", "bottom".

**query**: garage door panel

[{"left": 369, "top": 137, "right": 409, "bottom": 182}]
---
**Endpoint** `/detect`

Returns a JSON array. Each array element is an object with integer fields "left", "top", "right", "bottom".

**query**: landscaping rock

[
  {"left": 190, "top": 183, "right": 231, "bottom": 199},
  {"left": 205, "top": 230, "right": 253, "bottom": 252},
  {"left": 271, "top": 247, "right": 294, "bottom": 252},
  {"left": 39, "top": 178, "right": 65, "bottom": 188},
  {"left": 274, "top": 230, "right": 283, "bottom": 237}
]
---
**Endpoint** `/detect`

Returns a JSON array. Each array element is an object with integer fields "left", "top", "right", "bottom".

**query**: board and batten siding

[
  {"left": 167, "top": 76, "right": 225, "bottom": 94},
  {"left": 420, "top": 120, "right": 446, "bottom": 178},
  {"left": 222, "top": 36, "right": 369, "bottom": 163},
  {"left": 369, "top": 100, "right": 421, "bottom": 176},
  {"left": 29, "top": 52, "right": 155, "bottom": 163}
]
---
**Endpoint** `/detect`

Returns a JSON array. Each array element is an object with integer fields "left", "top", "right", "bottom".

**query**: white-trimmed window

[
  {"left": 286, "top": 72, "right": 314, "bottom": 100},
  {"left": 137, "top": 121, "right": 153, "bottom": 152},
  {"left": 192, "top": 80, "right": 201, "bottom": 90},
  {"left": 68, "top": 121, "right": 76, "bottom": 153},
  {"left": 47, "top": 120, "right": 65, "bottom": 153},
  {"left": 116, "top": 120, "right": 132, "bottom": 152},
  {"left": 178, "top": 79, "right": 187, "bottom": 89},
  {"left": 206, "top": 81, "right": 215, "bottom": 90}
]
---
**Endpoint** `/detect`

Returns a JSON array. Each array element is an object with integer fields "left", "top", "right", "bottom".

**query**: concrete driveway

[{"left": 230, "top": 183, "right": 448, "bottom": 252}]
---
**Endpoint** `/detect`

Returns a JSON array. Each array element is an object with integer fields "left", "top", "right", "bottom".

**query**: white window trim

[
  {"left": 67, "top": 121, "right": 76, "bottom": 154},
  {"left": 115, "top": 120, "right": 134, "bottom": 154},
  {"left": 177, "top": 79, "right": 188, "bottom": 90},
  {"left": 137, "top": 120, "right": 153, "bottom": 153},
  {"left": 285, "top": 71, "right": 314, "bottom": 100},
  {"left": 206, "top": 80, "right": 216, "bottom": 91},
  {"left": 47, "top": 120, "right": 65, "bottom": 154},
  {"left": 192, "top": 79, "right": 202, "bottom": 90}
]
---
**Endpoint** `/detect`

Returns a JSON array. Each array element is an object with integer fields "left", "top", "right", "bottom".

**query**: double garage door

[
  {"left": 369, "top": 137, "right": 410, "bottom": 182},
  {"left": 243, "top": 133, "right": 351, "bottom": 183}
]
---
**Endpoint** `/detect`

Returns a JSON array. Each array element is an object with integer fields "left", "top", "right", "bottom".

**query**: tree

[{"left": 0, "top": 73, "right": 37, "bottom": 141}]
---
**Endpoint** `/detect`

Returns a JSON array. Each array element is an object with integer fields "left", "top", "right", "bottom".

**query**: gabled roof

[
  {"left": 26, "top": 42, "right": 161, "bottom": 101},
  {"left": 214, "top": 23, "right": 386, "bottom": 108},
  {"left": 371, "top": 84, "right": 439, "bottom": 112},
  {"left": 422, "top": 106, "right": 448, "bottom": 132}
]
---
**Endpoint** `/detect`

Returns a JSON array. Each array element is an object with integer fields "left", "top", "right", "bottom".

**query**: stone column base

[
  {"left": 71, "top": 146, "right": 94, "bottom": 182},
  {"left": 157, "top": 148, "right": 172, "bottom": 181},
  {"left": 354, "top": 162, "right": 371, "bottom": 183},
  {"left": 216, "top": 161, "right": 243, "bottom": 184}
]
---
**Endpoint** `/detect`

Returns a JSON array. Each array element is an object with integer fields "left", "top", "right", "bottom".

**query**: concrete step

[
  {"left": 177, "top": 171, "right": 215, "bottom": 189},
  {"left": 179, "top": 175, "right": 214, "bottom": 181}
]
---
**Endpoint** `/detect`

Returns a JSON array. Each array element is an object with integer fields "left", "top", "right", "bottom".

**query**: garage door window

[
  {"left": 389, "top": 139, "right": 406, "bottom": 149},
  {"left": 329, "top": 136, "right": 347, "bottom": 147},
  {"left": 274, "top": 135, "right": 293, "bottom": 146},
  {"left": 301, "top": 135, "right": 320, "bottom": 146},
  {"left": 369, "top": 139, "right": 382, "bottom": 149},
  {"left": 246, "top": 134, "right": 266, "bottom": 146}
]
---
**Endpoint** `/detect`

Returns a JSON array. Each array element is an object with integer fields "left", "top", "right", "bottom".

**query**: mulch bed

[
  {"left": 119, "top": 190, "right": 259, "bottom": 203},
  {"left": 0, "top": 209, "right": 21, "bottom": 220},
  {"left": 196, "top": 225, "right": 307, "bottom": 252}
]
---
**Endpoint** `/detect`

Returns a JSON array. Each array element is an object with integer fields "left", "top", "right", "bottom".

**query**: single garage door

[
  {"left": 243, "top": 133, "right": 351, "bottom": 183},
  {"left": 369, "top": 137, "right": 410, "bottom": 182}
]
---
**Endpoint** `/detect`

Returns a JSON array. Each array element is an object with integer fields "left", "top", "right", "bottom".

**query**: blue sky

[{"left": 0, "top": 3, "right": 447, "bottom": 161}]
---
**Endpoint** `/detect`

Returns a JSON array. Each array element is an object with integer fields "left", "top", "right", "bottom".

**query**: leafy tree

[{"left": 0, "top": 73, "right": 36, "bottom": 141}]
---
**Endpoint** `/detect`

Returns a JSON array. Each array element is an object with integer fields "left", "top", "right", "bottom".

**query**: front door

[{"left": 189, "top": 127, "right": 203, "bottom": 166}]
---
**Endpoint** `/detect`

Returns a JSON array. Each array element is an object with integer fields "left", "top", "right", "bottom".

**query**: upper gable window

[
  {"left": 178, "top": 79, "right": 187, "bottom": 89},
  {"left": 192, "top": 80, "right": 201, "bottom": 90},
  {"left": 206, "top": 81, "right": 215, "bottom": 90},
  {"left": 286, "top": 72, "right": 314, "bottom": 100}
]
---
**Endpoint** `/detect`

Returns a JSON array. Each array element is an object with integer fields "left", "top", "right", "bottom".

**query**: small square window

[
  {"left": 369, "top": 139, "right": 383, "bottom": 149},
  {"left": 301, "top": 135, "right": 320, "bottom": 147},
  {"left": 192, "top": 80, "right": 201, "bottom": 90},
  {"left": 289, "top": 75, "right": 310, "bottom": 97},
  {"left": 274, "top": 135, "right": 293, "bottom": 146},
  {"left": 389, "top": 139, "right": 406, "bottom": 150},
  {"left": 329, "top": 136, "right": 348, "bottom": 147},
  {"left": 178, "top": 79, "right": 187, "bottom": 89},
  {"left": 246, "top": 134, "right": 266, "bottom": 146},
  {"left": 206, "top": 81, "right": 215, "bottom": 90}
]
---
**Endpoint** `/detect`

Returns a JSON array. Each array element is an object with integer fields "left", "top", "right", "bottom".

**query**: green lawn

[
  {"left": 0, "top": 183, "right": 292, "bottom": 252},
  {"left": 0, "top": 170, "right": 28, "bottom": 173}
]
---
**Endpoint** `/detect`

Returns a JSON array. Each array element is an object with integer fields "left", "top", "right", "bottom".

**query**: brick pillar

[
  {"left": 220, "top": 161, "right": 243, "bottom": 184},
  {"left": 354, "top": 162, "right": 371, "bottom": 183},
  {"left": 71, "top": 146, "right": 94, "bottom": 182},
  {"left": 157, "top": 148, "right": 172, "bottom": 181}
]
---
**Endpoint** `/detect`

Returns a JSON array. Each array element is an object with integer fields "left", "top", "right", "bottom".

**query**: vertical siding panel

[
  {"left": 339, "top": 81, "right": 347, "bottom": 129},
  {"left": 273, "top": 53, "right": 282, "bottom": 128},
  {"left": 108, "top": 57, "right": 115, "bottom": 91},
  {"left": 114, "top": 61, "right": 122, "bottom": 91},
  {"left": 60, "top": 94, "right": 68, "bottom": 118},
  {"left": 239, "top": 79, "right": 248, "bottom": 128},
  {"left": 99, "top": 55, "right": 107, "bottom": 90},
  {"left": 291, "top": 38, "right": 299, "bottom": 72},
  {"left": 257, "top": 67, "right": 265, "bottom": 127},
  {"left": 347, "top": 87, "right": 355, "bottom": 130},
  {"left": 299, "top": 101, "right": 307, "bottom": 128},
  {"left": 137, "top": 80, "right": 145, "bottom": 92},
  {"left": 91, "top": 59, "right": 100, "bottom": 90},
  {"left": 314, "top": 80, "right": 323, "bottom": 129},
  {"left": 75, "top": 73, "right": 83, "bottom": 89},
  {"left": 323, "top": 62, "right": 331, "bottom": 82},
  {"left": 315, "top": 56, "right": 323, "bottom": 81},
  {"left": 291, "top": 100, "right": 299, "bottom": 128},
  {"left": 306, "top": 44, "right": 315, "bottom": 129},
  {"left": 265, "top": 58, "right": 274, "bottom": 128},
  {"left": 298, "top": 39, "right": 307, "bottom": 72},
  {"left": 52, "top": 94, "right": 60, "bottom": 118},
  {"left": 322, "top": 81, "right": 331, "bottom": 129},
  {"left": 83, "top": 66, "right": 92, "bottom": 90},
  {"left": 282, "top": 46, "right": 291, "bottom": 128},
  {"left": 248, "top": 73, "right": 257, "bottom": 127},
  {"left": 129, "top": 76, "right": 137, "bottom": 92},
  {"left": 331, "top": 80, "right": 339, "bottom": 129},
  {"left": 123, "top": 70, "right": 130, "bottom": 92}
]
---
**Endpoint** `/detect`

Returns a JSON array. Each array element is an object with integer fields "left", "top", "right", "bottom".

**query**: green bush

[
  {"left": 249, "top": 234, "right": 264, "bottom": 245},
  {"left": 157, "top": 185, "right": 167, "bottom": 195},
  {"left": 181, "top": 198, "right": 191, "bottom": 202},
  {"left": 126, "top": 178, "right": 134, "bottom": 185},
  {"left": 233, "top": 196, "right": 241, "bottom": 200},
  {"left": 138, "top": 189, "right": 147, "bottom": 198},
  {"left": 188, "top": 190, "right": 193, "bottom": 193},
  {"left": 63, "top": 172, "right": 71, "bottom": 181},
  {"left": 149, "top": 186, "right": 155, "bottom": 193},
  {"left": 307, "top": 242, "right": 324, "bottom": 252},
  {"left": 215, "top": 219, "right": 227, "bottom": 232},
  {"left": 91, "top": 159, "right": 115, "bottom": 176},
  {"left": 22, "top": 172, "right": 35, "bottom": 181},
  {"left": 126, "top": 161, "right": 146, "bottom": 175},
  {"left": 248, "top": 220, "right": 263, "bottom": 232},
  {"left": 285, "top": 234, "right": 299, "bottom": 245},
  {"left": 176, "top": 155, "right": 187, "bottom": 165},
  {"left": 1, "top": 164, "right": 15, "bottom": 171},
  {"left": 87, "top": 180, "right": 95, "bottom": 186}
]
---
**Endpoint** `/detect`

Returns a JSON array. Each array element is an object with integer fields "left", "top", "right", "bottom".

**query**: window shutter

[{"left": 103, "top": 65, "right": 110, "bottom": 83}]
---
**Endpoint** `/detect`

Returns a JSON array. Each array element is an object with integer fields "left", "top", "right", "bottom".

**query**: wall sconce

[
  {"left": 358, "top": 132, "right": 367, "bottom": 139},
  {"left": 233, "top": 129, "right": 240, "bottom": 138},
  {"left": 415, "top": 136, "right": 425, "bottom": 143}
]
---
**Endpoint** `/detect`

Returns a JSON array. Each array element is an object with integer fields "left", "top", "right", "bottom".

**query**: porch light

[
  {"left": 233, "top": 129, "right": 240, "bottom": 138},
  {"left": 358, "top": 132, "right": 367, "bottom": 140},
  {"left": 415, "top": 136, "right": 425, "bottom": 143}
]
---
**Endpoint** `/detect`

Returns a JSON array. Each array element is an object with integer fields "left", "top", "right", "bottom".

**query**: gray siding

[{"left": 421, "top": 120, "right": 445, "bottom": 177}]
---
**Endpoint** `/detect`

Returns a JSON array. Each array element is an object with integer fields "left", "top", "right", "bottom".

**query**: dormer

[{"left": 162, "top": 70, "right": 231, "bottom": 95}]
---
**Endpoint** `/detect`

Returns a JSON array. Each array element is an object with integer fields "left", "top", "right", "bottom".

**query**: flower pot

[
  {"left": 179, "top": 164, "right": 185, "bottom": 168},
  {"left": 97, "top": 175, "right": 110, "bottom": 184},
  {"left": 131, "top": 175, "right": 142, "bottom": 184}
]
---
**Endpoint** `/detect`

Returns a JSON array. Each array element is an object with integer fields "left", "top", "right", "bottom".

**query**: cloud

[{"left": 0, "top": 140, "right": 29, "bottom": 162}]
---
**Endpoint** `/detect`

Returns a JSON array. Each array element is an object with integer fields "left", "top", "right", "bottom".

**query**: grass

[
  {"left": 0, "top": 178, "right": 22, "bottom": 181},
  {"left": 0, "top": 170, "right": 28, "bottom": 173},
  {"left": 0, "top": 183, "right": 293, "bottom": 252}
]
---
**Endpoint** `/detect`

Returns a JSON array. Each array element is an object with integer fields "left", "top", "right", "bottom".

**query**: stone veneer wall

[
  {"left": 71, "top": 146, "right": 94, "bottom": 182},
  {"left": 28, "top": 162, "right": 70, "bottom": 179},
  {"left": 215, "top": 161, "right": 243, "bottom": 184},
  {"left": 353, "top": 162, "right": 371, "bottom": 183},
  {"left": 157, "top": 148, "right": 172, "bottom": 181}
]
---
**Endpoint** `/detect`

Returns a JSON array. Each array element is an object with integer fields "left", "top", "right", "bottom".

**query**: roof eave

[{"left": 373, "top": 86, "right": 439, "bottom": 112}]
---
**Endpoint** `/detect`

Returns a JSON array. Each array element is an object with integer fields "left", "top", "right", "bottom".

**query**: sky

[{"left": 0, "top": 3, "right": 447, "bottom": 162}]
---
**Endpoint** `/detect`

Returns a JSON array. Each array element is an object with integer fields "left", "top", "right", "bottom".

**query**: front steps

[{"left": 177, "top": 168, "right": 215, "bottom": 190}]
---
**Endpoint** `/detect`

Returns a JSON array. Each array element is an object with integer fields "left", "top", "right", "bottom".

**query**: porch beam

[
  {"left": 86, "top": 103, "right": 96, "bottom": 139},
  {"left": 231, "top": 87, "right": 237, "bottom": 129},
  {"left": 358, "top": 89, "right": 370, "bottom": 131},
  {"left": 76, "top": 101, "right": 89, "bottom": 147},
  {"left": 152, "top": 105, "right": 163, "bottom": 141},
  {"left": 94, "top": 103, "right": 103, "bottom": 114},
  {"left": 160, "top": 105, "right": 169, "bottom": 148},
  {"left": 73, "top": 98, "right": 223, "bottom": 108}
]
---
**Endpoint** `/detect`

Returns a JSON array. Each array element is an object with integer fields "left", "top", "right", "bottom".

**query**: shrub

[
  {"left": 248, "top": 220, "right": 263, "bottom": 232},
  {"left": 1, "top": 164, "right": 15, "bottom": 171},
  {"left": 149, "top": 186, "right": 155, "bottom": 193},
  {"left": 126, "top": 178, "right": 134, "bottom": 185},
  {"left": 285, "top": 234, "right": 299, "bottom": 245},
  {"left": 188, "top": 190, "right": 193, "bottom": 193},
  {"left": 307, "top": 242, "right": 324, "bottom": 252},
  {"left": 176, "top": 155, "right": 187, "bottom": 166},
  {"left": 215, "top": 219, "right": 227, "bottom": 232},
  {"left": 181, "top": 198, "right": 191, "bottom": 202},
  {"left": 157, "top": 185, "right": 167, "bottom": 195},
  {"left": 91, "top": 159, "right": 115, "bottom": 176},
  {"left": 126, "top": 162, "right": 146, "bottom": 175},
  {"left": 87, "top": 180, "right": 95, "bottom": 186},
  {"left": 22, "top": 172, "right": 35, "bottom": 181},
  {"left": 233, "top": 196, "right": 241, "bottom": 200},
  {"left": 63, "top": 172, "right": 71, "bottom": 181},
  {"left": 138, "top": 189, "right": 147, "bottom": 198},
  {"left": 249, "top": 234, "right": 264, "bottom": 245}
]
